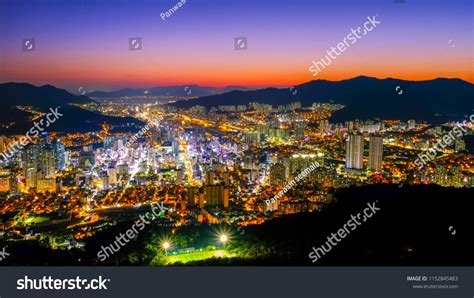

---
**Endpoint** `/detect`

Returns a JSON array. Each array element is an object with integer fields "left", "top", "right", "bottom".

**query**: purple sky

[{"left": 0, "top": 0, "right": 472, "bottom": 92}]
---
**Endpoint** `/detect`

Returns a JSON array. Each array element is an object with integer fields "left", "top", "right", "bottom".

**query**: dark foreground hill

[
  {"left": 170, "top": 184, "right": 473, "bottom": 266},
  {"left": 1, "top": 184, "right": 472, "bottom": 266}
]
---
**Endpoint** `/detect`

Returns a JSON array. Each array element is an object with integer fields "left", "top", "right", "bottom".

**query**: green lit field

[
  {"left": 22, "top": 215, "right": 50, "bottom": 225},
  {"left": 164, "top": 249, "right": 231, "bottom": 264}
]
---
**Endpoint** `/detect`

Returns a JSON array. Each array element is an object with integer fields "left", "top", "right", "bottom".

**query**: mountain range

[
  {"left": 87, "top": 85, "right": 253, "bottom": 98},
  {"left": 0, "top": 82, "right": 143, "bottom": 134},
  {"left": 0, "top": 83, "right": 91, "bottom": 109},
  {"left": 1, "top": 76, "right": 473, "bottom": 135},
  {"left": 170, "top": 76, "right": 474, "bottom": 123}
]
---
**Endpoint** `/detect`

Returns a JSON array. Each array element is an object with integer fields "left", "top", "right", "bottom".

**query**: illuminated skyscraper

[
  {"left": 454, "top": 139, "right": 465, "bottom": 152},
  {"left": 294, "top": 121, "right": 306, "bottom": 139},
  {"left": 368, "top": 136, "right": 383, "bottom": 172},
  {"left": 39, "top": 146, "right": 55, "bottom": 178},
  {"left": 52, "top": 139, "right": 66, "bottom": 171},
  {"left": 22, "top": 144, "right": 40, "bottom": 189},
  {"left": 345, "top": 134, "right": 364, "bottom": 170}
]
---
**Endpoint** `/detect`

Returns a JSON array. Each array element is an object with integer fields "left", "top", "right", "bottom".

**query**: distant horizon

[{"left": 1, "top": 75, "right": 473, "bottom": 94}]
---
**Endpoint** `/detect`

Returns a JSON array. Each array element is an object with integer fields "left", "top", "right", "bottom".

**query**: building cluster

[
  {"left": 0, "top": 133, "right": 66, "bottom": 194},
  {"left": 1, "top": 99, "right": 473, "bottom": 249},
  {"left": 345, "top": 134, "right": 383, "bottom": 173}
]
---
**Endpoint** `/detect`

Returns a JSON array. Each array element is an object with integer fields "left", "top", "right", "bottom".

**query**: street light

[
  {"left": 219, "top": 234, "right": 228, "bottom": 247},
  {"left": 162, "top": 241, "right": 170, "bottom": 256}
]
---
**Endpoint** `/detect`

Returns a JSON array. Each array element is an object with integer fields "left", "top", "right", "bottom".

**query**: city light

[
  {"left": 219, "top": 234, "right": 228, "bottom": 245},
  {"left": 0, "top": 66, "right": 472, "bottom": 268},
  {"left": 163, "top": 241, "right": 170, "bottom": 256}
]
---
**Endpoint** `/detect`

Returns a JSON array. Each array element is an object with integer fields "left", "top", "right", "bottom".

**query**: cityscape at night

[{"left": 0, "top": 0, "right": 473, "bottom": 273}]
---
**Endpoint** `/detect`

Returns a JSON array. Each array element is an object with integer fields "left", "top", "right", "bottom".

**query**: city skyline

[{"left": 1, "top": 0, "right": 473, "bottom": 270}]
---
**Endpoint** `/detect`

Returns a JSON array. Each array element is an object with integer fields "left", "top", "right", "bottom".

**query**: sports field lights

[
  {"left": 162, "top": 241, "right": 170, "bottom": 256},
  {"left": 219, "top": 234, "right": 228, "bottom": 246}
]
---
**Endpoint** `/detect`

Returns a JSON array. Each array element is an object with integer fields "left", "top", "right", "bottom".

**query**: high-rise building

[
  {"left": 107, "top": 166, "right": 118, "bottom": 185},
  {"left": 103, "top": 136, "right": 115, "bottom": 150},
  {"left": 469, "top": 176, "right": 474, "bottom": 188},
  {"left": 78, "top": 150, "right": 95, "bottom": 170},
  {"left": 22, "top": 144, "right": 40, "bottom": 189},
  {"left": 434, "top": 165, "right": 448, "bottom": 186},
  {"left": 449, "top": 165, "right": 462, "bottom": 187},
  {"left": 101, "top": 174, "right": 110, "bottom": 191},
  {"left": 0, "top": 136, "right": 7, "bottom": 152},
  {"left": 243, "top": 155, "right": 255, "bottom": 170},
  {"left": 244, "top": 130, "right": 260, "bottom": 147},
  {"left": 318, "top": 120, "right": 329, "bottom": 133},
  {"left": 52, "top": 139, "right": 66, "bottom": 171},
  {"left": 199, "top": 193, "right": 205, "bottom": 208},
  {"left": 223, "top": 187, "right": 229, "bottom": 208},
  {"left": 269, "top": 163, "right": 286, "bottom": 186},
  {"left": 37, "top": 178, "right": 56, "bottom": 192},
  {"left": 9, "top": 176, "right": 19, "bottom": 196},
  {"left": 454, "top": 139, "right": 465, "bottom": 152},
  {"left": 368, "top": 136, "right": 383, "bottom": 172},
  {"left": 345, "top": 134, "right": 364, "bottom": 170},
  {"left": 40, "top": 132, "right": 51, "bottom": 145},
  {"left": 221, "top": 172, "right": 231, "bottom": 185},
  {"left": 206, "top": 171, "right": 215, "bottom": 185},
  {"left": 294, "top": 121, "right": 306, "bottom": 139},
  {"left": 0, "top": 169, "right": 10, "bottom": 192},
  {"left": 286, "top": 154, "right": 323, "bottom": 177},
  {"left": 39, "top": 145, "right": 55, "bottom": 179},
  {"left": 186, "top": 186, "right": 199, "bottom": 207},
  {"left": 345, "top": 121, "right": 354, "bottom": 131},
  {"left": 171, "top": 127, "right": 180, "bottom": 156},
  {"left": 256, "top": 123, "right": 270, "bottom": 136},
  {"left": 205, "top": 184, "right": 228, "bottom": 207}
]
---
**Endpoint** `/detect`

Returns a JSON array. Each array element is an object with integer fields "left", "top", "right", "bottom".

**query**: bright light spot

[
  {"left": 163, "top": 241, "right": 170, "bottom": 250},
  {"left": 219, "top": 234, "right": 228, "bottom": 243}
]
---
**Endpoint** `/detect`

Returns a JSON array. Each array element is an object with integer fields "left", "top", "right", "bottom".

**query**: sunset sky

[{"left": 0, "top": 0, "right": 472, "bottom": 92}]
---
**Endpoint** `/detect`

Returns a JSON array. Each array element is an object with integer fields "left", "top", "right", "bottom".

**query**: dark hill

[
  {"left": 0, "top": 83, "right": 143, "bottom": 134},
  {"left": 171, "top": 76, "right": 474, "bottom": 123},
  {"left": 238, "top": 184, "right": 474, "bottom": 265},
  {"left": 0, "top": 82, "right": 91, "bottom": 109}
]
